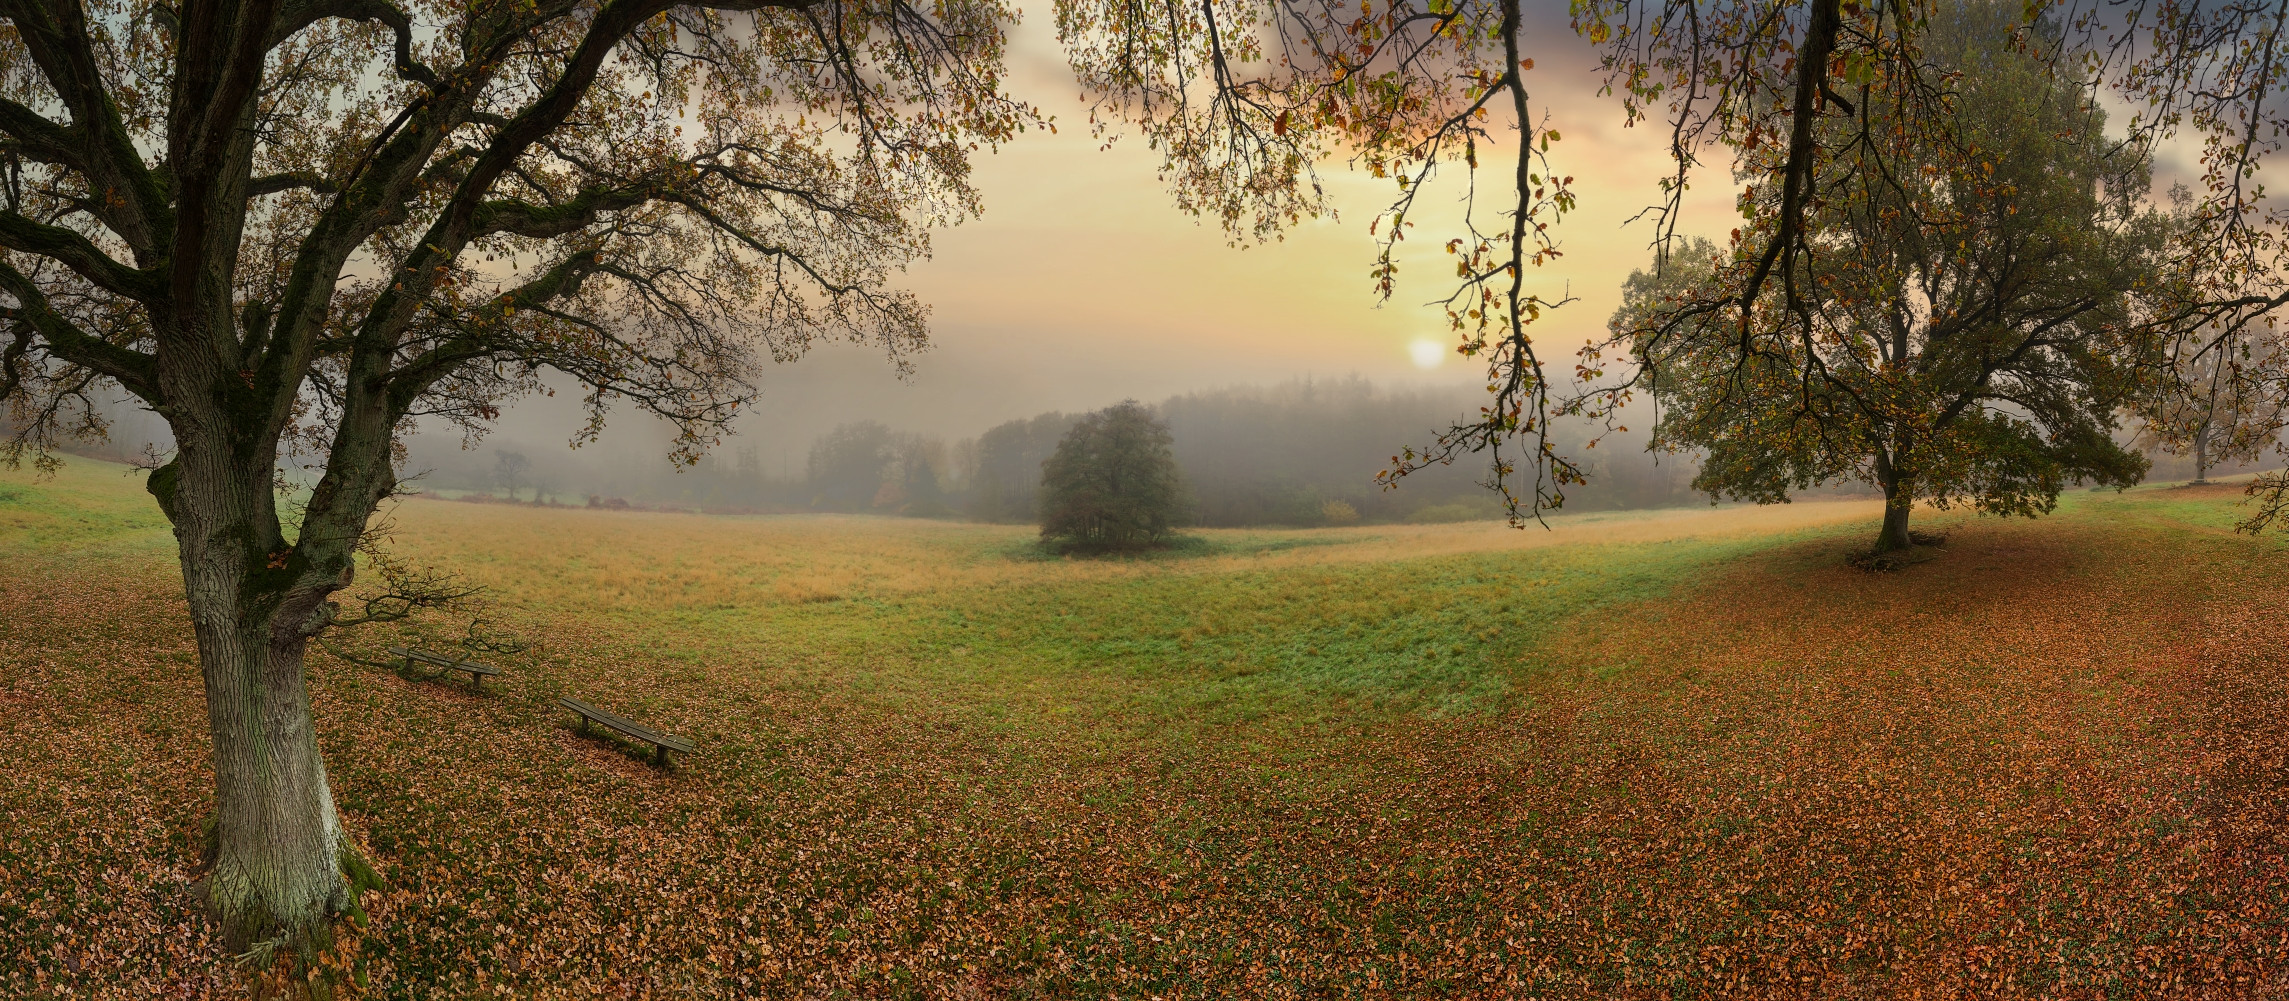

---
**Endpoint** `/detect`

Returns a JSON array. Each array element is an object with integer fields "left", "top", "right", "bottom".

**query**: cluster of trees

[
  {"left": 802, "top": 422, "right": 951, "bottom": 515},
  {"left": 540, "top": 379, "right": 1706, "bottom": 526}
]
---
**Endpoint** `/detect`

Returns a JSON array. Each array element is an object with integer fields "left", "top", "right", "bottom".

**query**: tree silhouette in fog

[
  {"left": 1040, "top": 402, "right": 1187, "bottom": 551},
  {"left": 807, "top": 422, "right": 894, "bottom": 512}
]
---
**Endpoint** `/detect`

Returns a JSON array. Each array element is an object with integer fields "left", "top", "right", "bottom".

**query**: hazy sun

[{"left": 1409, "top": 339, "right": 1446, "bottom": 369}]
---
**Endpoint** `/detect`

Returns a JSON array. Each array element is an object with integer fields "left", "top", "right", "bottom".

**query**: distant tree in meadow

[
  {"left": 1039, "top": 401, "right": 1186, "bottom": 550},
  {"left": 807, "top": 422, "right": 894, "bottom": 512},
  {"left": 492, "top": 451, "right": 532, "bottom": 502},
  {"left": 1614, "top": 6, "right": 2169, "bottom": 554},
  {"left": 2142, "top": 335, "right": 2282, "bottom": 486}
]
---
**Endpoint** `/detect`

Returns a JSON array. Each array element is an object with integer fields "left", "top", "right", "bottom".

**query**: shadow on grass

[{"left": 994, "top": 533, "right": 1350, "bottom": 563}]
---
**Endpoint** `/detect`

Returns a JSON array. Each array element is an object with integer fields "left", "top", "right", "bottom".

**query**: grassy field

[{"left": 2, "top": 458, "right": 2285, "bottom": 999}]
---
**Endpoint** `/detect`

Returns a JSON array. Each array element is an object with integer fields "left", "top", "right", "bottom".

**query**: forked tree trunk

[{"left": 155, "top": 442, "right": 360, "bottom": 957}]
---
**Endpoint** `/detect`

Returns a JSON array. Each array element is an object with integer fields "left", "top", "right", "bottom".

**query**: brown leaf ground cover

[{"left": 1, "top": 462, "right": 2284, "bottom": 999}]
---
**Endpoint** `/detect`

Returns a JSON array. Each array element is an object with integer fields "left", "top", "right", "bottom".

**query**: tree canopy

[
  {"left": 0, "top": 0, "right": 1032, "bottom": 969},
  {"left": 1039, "top": 400, "right": 1187, "bottom": 551},
  {"left": 1613, "top": 4, "right": 2171, "bottom": 552}
]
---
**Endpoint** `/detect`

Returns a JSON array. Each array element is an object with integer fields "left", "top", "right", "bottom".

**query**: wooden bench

[
  {"left": 557, "top": 696, "right": 696, "bottom": 766},
  {"left": 388, "top": 646, "right": 503, "bottom": 690}
]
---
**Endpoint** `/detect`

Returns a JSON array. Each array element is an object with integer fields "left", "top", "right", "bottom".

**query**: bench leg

[
  {"left": 470, "top": 671, "right": 483, "bottom": 691},
  {"left": 654, "top": 744, "right": 668, "bottom": 767}
]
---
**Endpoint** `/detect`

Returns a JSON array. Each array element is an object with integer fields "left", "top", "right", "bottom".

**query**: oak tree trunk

[
  {"left": 1873, "top": 452, "right": 1915, "bottom": 553},
  {"left": 155, "top": 427, "right": 363, "bottom": 957},
  {"left": 1877, "top": 492, "right": 1914, "bottom": 552},
  {"left": 194, "top": 607, "right": 348, "bottom": 952}
]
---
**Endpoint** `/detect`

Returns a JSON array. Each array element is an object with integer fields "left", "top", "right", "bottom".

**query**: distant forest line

[
  {"left": 45, "top": 377, "right": 2253, "bottom": 528},
  {"left": 413, "top": 379, "right": 1809, "bottom": 526}
]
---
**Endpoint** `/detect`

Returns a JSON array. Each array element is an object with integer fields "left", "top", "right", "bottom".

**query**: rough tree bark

[
  {"left": 1873, "top": 450, "right": 1914, "bottom": 553},
  {"left": 154, "top": 457, "right": 378, "bottom": 953},
  {"left": 146, "top": 338, "right": 392, "bottom": 954}
]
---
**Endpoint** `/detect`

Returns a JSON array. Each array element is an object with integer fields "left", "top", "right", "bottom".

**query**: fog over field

[
  {"left": 52, "top": 8, "right": 2248, "bottom": 525},
  {"left": 75, "top": 364, "right": 2261, "bottom": 529}
]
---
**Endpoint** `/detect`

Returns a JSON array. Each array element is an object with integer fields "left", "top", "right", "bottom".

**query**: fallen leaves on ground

[{"left": 1, "top": 506, "right": 2285, "bottom": 999}]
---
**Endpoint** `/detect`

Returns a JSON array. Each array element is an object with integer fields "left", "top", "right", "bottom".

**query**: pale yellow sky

[
  {"left": 871, "top": 13, "right": 1737, "bottom": 407},
  {"left": 389, "top": 10, "right": 2218, "bottom": 482},
  {"left": 485, "top": 14, "right": 1742, "bottom": 472}
]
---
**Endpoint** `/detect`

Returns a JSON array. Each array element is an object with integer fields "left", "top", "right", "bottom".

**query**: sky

[
  {"left": 55, "top": 11, "right": 1721, "bottom": 484},
  {"left": 63, "top": 7, "right": 2222, "bottom": 492},
  {"left": 460, "top": 7, "right": 1730, "bottom": 476},
  {"left": 447, "top": 10, "right": 1742, "bottom": 479},
  {"left": 71, "top": 7, "right": 2224, "bottom": 484}
]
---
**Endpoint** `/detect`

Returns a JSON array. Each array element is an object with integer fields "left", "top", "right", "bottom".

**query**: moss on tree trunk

[{"left": 194, "top": 616, "right": 349, "bottom": 956}]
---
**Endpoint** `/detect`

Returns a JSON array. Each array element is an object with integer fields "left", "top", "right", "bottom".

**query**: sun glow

[{"left": 1409, "top": 339, "right": 1448, "bottom": 369}]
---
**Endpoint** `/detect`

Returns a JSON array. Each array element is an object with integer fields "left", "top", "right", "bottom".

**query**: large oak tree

[
  {"left": 1612, "top": 5, "right": 2172, "bottom": 553},
  {"left": 0, "top": 0, "right": 1029, "bottom": 961},
  {"left": 1563, "top": 0, "right": 2289, "bottom": 543},
  {"left": 1056, "top": 0, "right": 2289, "bottom": 526}
]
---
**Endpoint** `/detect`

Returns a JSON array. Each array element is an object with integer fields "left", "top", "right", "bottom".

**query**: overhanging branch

[{"left": 0, "top": 211, "right": 161, "bottom": 301}]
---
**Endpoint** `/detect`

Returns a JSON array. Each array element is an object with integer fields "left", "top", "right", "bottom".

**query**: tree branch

[
  {"left": 0, "top": 99, "right": 84, "bottom": 169},
  {"left": 269, "top": 0, "right": 441, "bottom": 87},
  {"left": 472, "top": 180, "right": 666, "bottom": 239},
  {"left": 0, "top": 258, "right": 156, "bottom": 395},
  {"left": 248, "top": 171, "right": 341, "bottom": 198},
  {"left": 0, "top": 0, "right": 168, "bottom": 253},
  {"left": 0, "top": 211, "right": 161, "bottom": 301}
]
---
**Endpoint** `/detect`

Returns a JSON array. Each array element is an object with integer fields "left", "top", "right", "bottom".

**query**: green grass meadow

[{"left": 3, "top": 458, "right": 2285, "bottom": 999}]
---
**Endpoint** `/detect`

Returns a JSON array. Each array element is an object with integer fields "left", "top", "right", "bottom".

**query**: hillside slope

[{"left": 2, "top": 460, "right": 2283, "bottom": 998}]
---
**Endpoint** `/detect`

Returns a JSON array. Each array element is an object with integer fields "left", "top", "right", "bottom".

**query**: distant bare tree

[
  {"left": 492, "top": 451, "right": 532, "bottom": 502},
  {"left": 2145, "top": 339, "right": 2281, "bottom": 485}
]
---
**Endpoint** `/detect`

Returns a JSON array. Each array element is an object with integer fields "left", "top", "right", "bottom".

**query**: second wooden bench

[
  {"left": 388, "top": 646, "right": 503, "bottom": 690},
  {"left": 557, "top": 696, "right": 696, "bottom": 766}
]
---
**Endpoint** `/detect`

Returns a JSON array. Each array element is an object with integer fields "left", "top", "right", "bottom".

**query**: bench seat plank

[
  {"left": 557, "top": 696, "right": 697, "bottom": 756},
  {"left": 387, "top": 646, "right": 502, "bottom": 676}
]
